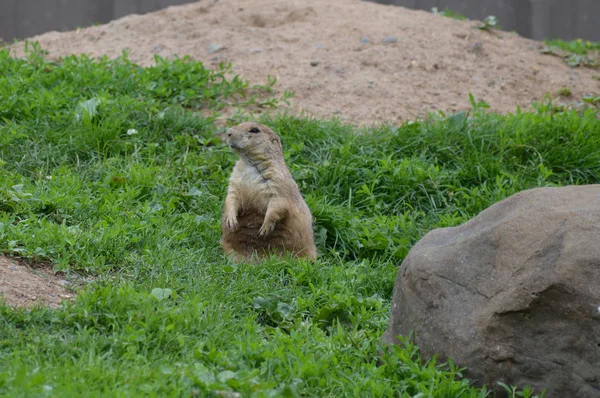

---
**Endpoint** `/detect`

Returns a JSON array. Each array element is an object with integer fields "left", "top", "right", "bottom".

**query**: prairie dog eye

[{"left": 249, "top": 127, "right": 260, "bottom": 133}]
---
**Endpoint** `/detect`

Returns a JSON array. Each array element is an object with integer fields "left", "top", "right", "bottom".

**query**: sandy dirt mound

[
  {"left": 9, "top": 0, "right": 600, "bottom": 124},
  {"left": 0, "top": 255, "right": 74, "bottom": 309}
]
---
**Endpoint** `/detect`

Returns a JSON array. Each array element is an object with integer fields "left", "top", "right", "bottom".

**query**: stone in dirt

[
  {"left": 383, "top": 185, "right": 600, "bottom": 397},
  {"left": 207, "top": 44, "right": 225, "bottom": 54}
]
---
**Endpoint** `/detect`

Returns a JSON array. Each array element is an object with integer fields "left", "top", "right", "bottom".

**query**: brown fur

[{"left": 220, "top": 122, "right": 317, "bottom": 263}]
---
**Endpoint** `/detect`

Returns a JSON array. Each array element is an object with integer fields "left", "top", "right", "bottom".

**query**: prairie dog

[{"left": 220, "top": 122, "right": 317, "bottom": 263}]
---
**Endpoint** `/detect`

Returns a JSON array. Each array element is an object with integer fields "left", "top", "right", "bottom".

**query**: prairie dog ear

[{"left": 271, "top": 135, "right": 283, "bottom": 150}]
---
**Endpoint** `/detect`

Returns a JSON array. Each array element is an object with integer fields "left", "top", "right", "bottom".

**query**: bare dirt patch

[
  {"left": 9, "top": 0, "right": 599, "bottom": 125},
  {"left": 0, "top": 255, "right": 75, "bottom": 309}
]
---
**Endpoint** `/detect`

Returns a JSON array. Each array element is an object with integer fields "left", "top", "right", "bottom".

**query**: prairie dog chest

[{"left": 229, "top": 161, "right": 273, "bottom": 208}]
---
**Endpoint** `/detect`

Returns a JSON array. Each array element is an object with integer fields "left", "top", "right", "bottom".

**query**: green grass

[
  {"left": 542, "top": 38, "right": 600, "bottom": 68},
  {"left": 556, "top": 87, "right": 572, "bottom": 97},
  {"left": 2, "top": 43, "right": 599, "bottom": 397},
  {"left": 544, "top": 38, "right": 600, "bottom": 55},
  {"left": 430, "top": 8, "right": 502, "bottom": 32},
  {"left": 431, "top": 7, "right": 467, "bottom": 21}
]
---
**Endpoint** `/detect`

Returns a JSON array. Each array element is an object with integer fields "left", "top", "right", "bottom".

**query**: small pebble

[
  {"left": 310, "top": 61, "right": 319, "bottom": 67},
  {"left": 207, "top": 44, "right": 225, "bottom": 54},
  {"left": 59, "top": 279, "right": 71, "bottom": 286},
  {"left": 152, "top": 45, "right": 164, "bottom": 53},
  {"left": 368, "top": 81, "right": 375, "bottom": 89},
  {"left": 8, "top": 265, "right": 18, "bottom": 271},
  {"left": 360, "top": 37, "right": 369, "bottom": 44},
  {"left": 383, "top": 36, "right": 398, "bottom": 44},
  {"left": 469, "top": 42, "right": 484, "bottom": 53}
]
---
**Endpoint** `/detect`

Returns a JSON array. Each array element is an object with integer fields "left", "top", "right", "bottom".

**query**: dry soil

[
  {"left": 9, "top": 0, "right": 600, "bottom": 125},
  {"left": 0, "top": 256, "right": 74, "bottom": 309}
]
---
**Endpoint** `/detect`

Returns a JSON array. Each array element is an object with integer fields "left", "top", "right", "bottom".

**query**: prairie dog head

[{"left": 226, "top": 122, "right": 283, "bottom": 161}]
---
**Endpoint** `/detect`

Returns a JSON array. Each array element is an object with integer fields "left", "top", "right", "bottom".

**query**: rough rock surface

[{"left": 383, "top": 185, "right": 600, "bottom": 397}]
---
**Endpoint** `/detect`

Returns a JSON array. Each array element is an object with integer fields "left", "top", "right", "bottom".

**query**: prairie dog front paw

[
  {"left": 258, "top": 219, "right": 275, "bottom": 237},
  {"left": 225, "top": 215, "right": 239, "bottom": 231}
]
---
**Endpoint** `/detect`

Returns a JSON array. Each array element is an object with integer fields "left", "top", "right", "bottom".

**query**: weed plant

[
  {"left": 430, "top": 8, "right": 467, "bottom": 21},
  {"left": 542, "top": 38, "right": 600, "bottom": 68},
  {"left": 1, "top": 43, "right": 598, "bottom": 397}
]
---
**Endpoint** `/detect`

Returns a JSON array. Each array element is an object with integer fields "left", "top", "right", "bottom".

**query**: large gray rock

[{"left": 383, "top": 185, "right": 600, "bottom": 397}]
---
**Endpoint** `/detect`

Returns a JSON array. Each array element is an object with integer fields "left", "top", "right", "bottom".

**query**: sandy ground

[
  {"left": 9, "top": 0, "right": 600, "bottom": 125},
  {"left": 0, "top": 256, "right": 74, "bottom": 309},
  {"left": 4, "top": 0, "right": 600, "bottom": 308}
]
